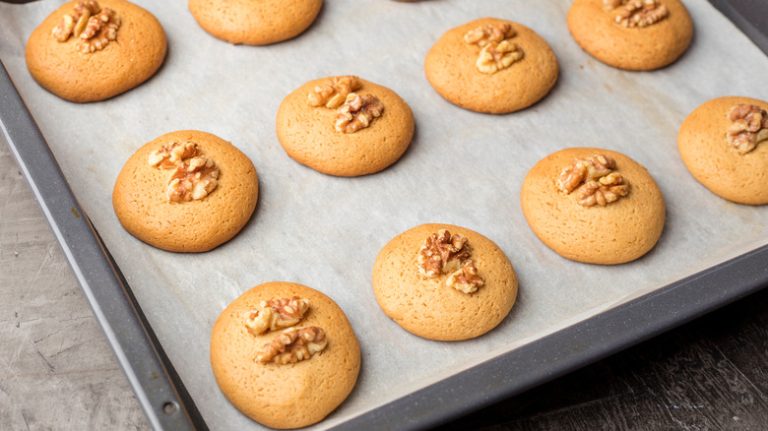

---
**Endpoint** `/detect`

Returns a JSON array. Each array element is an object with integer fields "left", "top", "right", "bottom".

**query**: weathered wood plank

[{"left": 0, "top": 142, "right": 149, "bottom": 431}]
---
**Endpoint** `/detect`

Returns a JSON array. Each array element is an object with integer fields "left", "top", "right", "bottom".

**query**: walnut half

[
  {"left": 78, "top": 7, "right": 121, "bottom": 54},
  {"left": 51, "top": 1, "right": 120, "bottom": 53},
  {"left": 308, "top": 76, "right": 362, "bottom": 109},
  {"left": 557, "top": 154, "right": 630, "bottom": 207},
  {"left": 417, "top": 229, "right": 485, "bottom": 294},
  {"left": 255, "top": 326, "right": 328, "bottom": 365},
  {"left": 52, "top": 1, "right": 99, "bottom": 41},
  {"left": 147, "top": 141, "right": 220, "bottom": 203},
  {"left": 445, "top": 260, "right": 484, "bottom": 294},
  {"left": 148, "top": 141, "right": 198, "bottom": 169},
  {"left": 166, "top": 157, "right": 219, "bottom": 202},
  {"left": 605, "top": 0, "right": 669, "bottom": 28},
  {"left": 464, "top": 22, "right": 524, "bottom": 74},
  {"left": 577, "top": 172, "right": 630, "bottom": 207},
  {"left": 464, "top": 23, "right": 516, "bottom": 47},
  {"left": 334, "top": 93, "right": 385, "bottom": 134},
  {"left": 556, "top": 154, "right": 616, "bottom": 194},
  {"left": 243, "top": 297, "right": 311, "bottom": 336},
  {"left": 727, "top": 104, "right": 768, "bottom": 155},
  {"left": 417, "top": 229, "right": 470, "bottom": 278},
  {"left": 476, "top": 40, "right": 524, "bottom": 75}
]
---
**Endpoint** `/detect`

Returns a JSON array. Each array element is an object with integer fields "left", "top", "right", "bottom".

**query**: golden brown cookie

[
  {"left": 211, "top": 282, "right": 360, "bottom": 429},
  {"left": 521, "top": 148, "right": 665, "bottom": 265},
  {"left": 25, "top": 0, "right": 167, "bottom": 103},
  {"left": 424, "top": 17, "right": 559, "bottom": 114},
  {"left": 372, "top": 224, "right": 518, "bottom": 341},
  {"left": 276, "top": 76, "right": 415, "bottom": 176},
  {"left": 678, "top": 96, "right": 768, "bottom": 205},
  {"left": 188, "top": 0, "right": 323, "bottom": 45},
  {"left": 567, "top": 0, "right": 693, "bottom": 71},
  {"left": 112, "top": 130, "right": 258, "bottom": 252}
]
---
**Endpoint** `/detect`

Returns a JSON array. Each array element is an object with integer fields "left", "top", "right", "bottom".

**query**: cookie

[
  {"left": 112, "top": 130, "right": 258, "bottom": 252},
  {"left": 188, "top": 0, "right": 323, "bottom": 45},
  {"left": 372, "top": 224, "right": 518, "bottom": 341},
  {"left": 211, "top": 282, "right": 360, "bottom": 429},
  {"left": 25, "top": 0, "right": 167, "bottom": 103},
  {"left": 521, "top": 148, "right": 665, "bottom": 265},
  {"left": 424, "top": 17, "right": 559, "bottom": 114},
  {"left": 276, "top": 76, "right": 415, "bottom": 176},
  {"left": 678, "top": 96, "right": 768, "bottom": 205},
  {"left": 567, "top": 0, "right": 693, "bottom": 71}
]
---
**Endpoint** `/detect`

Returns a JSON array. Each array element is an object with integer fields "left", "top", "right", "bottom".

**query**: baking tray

[{"left": 1, "top": 1, "right": 767, "bottom": 430}]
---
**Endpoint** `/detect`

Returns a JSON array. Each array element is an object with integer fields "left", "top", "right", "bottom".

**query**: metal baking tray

[{"left": 1, "top": 1, "right": 767, "bottom": 430}]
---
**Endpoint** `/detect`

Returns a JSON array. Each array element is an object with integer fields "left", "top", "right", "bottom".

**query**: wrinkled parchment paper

[{"left": 1, "top": 0, "right": 767, "bottom": 428}]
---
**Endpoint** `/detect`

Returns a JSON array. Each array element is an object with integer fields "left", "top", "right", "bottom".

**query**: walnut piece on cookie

[
  {"left": 52, "top": 1, "right": 99, "bottom": 41},
  {"left": 244, "top": 295, "right": 325, "bottom": 365},
  {"left": 557, "top": 154, "right": 630, "bottom": 207},
  {"left": 445, "top": 260, "right": 485, "bottom": 294},
  {"left": 243, "top": 297, "right": 311, "bottom": 336},
  {"left": 417, "top": 229, "right": 485, "bottom": 294},
  {"left": 305, "top": 76, "right": 386, "bottom": 134},
  {"left": 147, "top": 141, "right": 220, "bottom": 203},
  {"left": 463, "top": 22, "right": 524, "bottom": 74},
  {"left": 334, "top": 93, "right": 385, "bottom": 134},
  {"left": 577, "top": 172, "right": 629, "bottom": 207},
  {"left": 417, "top": 229, "right": 470, "bottom": 277},
  {"left": 604, "top": 0, "right": 669, "bottom": 28},
  {"left": 477, "top": 40, "right": 524, "bottom": 74},
  {"left": 255, "top": 326, "right": 328, "bottom": 365},
  {"left": 464, "top": 22, "right": 516, "bottom": 47},
  {"left": 727, "top": 104, "right": 768, "bottom": 155},
  {"left": 166, "top": 157, "right": 219, "bottom": 202},
  {"left": 148, "top": 141, "right": 198, "bottom": 169},
  {"left": 307, "top": 76, "right": 362, "bottom": 109},
  {"left": 51, "top": 1, "right": 121, "bottom": 53}
]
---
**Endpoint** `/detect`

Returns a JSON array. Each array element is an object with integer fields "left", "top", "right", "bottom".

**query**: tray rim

[
  {"left": 1, "top": 1, "right": 767, "bottom": 430},
  {"left": 0, "top": 62, "right": 204, "bottom": 431}
]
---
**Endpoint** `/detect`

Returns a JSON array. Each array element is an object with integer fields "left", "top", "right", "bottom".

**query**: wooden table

[{"left": 2, "top": 139, "right": 767, "bottom": 430}]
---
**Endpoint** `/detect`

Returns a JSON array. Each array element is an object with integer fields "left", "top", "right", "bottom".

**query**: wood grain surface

[
  {"left": 0, "top": 141, "right": 149, "bottom": 430},
  {"left": 2, "top": 137, "right": 768, "bottom": 431}
]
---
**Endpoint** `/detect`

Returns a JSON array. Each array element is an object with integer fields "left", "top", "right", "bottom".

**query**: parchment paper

[{"left": 2, "top": 0, "right": 767, "bottom": 429}]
